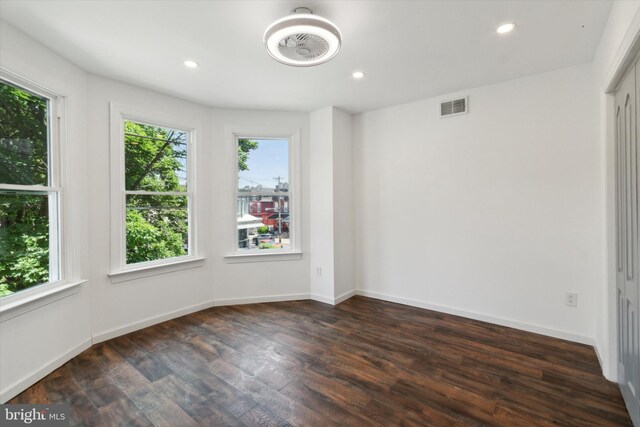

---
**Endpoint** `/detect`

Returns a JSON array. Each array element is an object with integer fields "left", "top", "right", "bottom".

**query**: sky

[{"left": 238, "top": 138, "right": 289, "bottom": 188}]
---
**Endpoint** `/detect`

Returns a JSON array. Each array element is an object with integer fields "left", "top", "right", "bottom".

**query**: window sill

[
  {"left": 0, "top": 280, "right": 86, "bottom": 323},
  {"left": 224, "top": 251, "right": 303, "bottom": 263},
  {"left": 109, "top": 257, "right": 206, "bottom": 284}
]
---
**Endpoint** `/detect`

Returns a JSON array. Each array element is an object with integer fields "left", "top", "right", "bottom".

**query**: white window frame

[
  {"left": 226, "top": 126, "right": 302, "bottom": 262},
  {"left": 109, "top": 103, "right": 200, "bottom": 278},
  {"left": 0, "top": 71, "right": 66, "bottom": 300}
]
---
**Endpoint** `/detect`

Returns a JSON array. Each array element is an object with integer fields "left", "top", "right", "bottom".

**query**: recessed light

[
  {"left": 183, "top": 60, "right": 199, "bottom": 68},
  {"left": 497, "top": 23, "right": 515, "bottom": 34},
  {"left": 352, "top": 71, "right": 365, "bottom": 79}
]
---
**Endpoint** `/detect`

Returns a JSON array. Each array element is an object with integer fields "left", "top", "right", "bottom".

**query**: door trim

[
  {"left": 604, "top": 12, "right": 640, "bottom": 94},
  {"left": 603, "top": 8, "right": 640, "bottom": 385}
]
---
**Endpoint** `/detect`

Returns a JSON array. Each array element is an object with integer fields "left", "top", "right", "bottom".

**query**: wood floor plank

[
  {"left": 110, "top": 335, "right": 174, "bottom": 382},
  {"left": 65, "top": 391, "right": 103, "bottom": 426},
  {"left": 279, "top": 379, "right": 379, "bottom": 426},
  {"left": 129, "top": 388, "right": 200, "bottom": 427},
  {"left": 97, "top": 397, "right": 154, "bottom": 427},
  {"left": 297, "top": 366, "right": 373, "bottom": 409},
  {"left": 82, "top": 376, "right": 128, "bottom": 409},
  {"left": 206, "top": 357, "right": 331, "bottom": 426},
  {"left": 237, "top": 405, "right": 292, "bottom": 427},
  {"left": 102, "top": 357, "right": 152, "bottom": 397},
  {"left": 150, "top": 372, "right": 256, "bottom": 423},
  {"left": 7, "top": 295, "right": 632, "bottom": 426},
  {"left": 168, "top": 362, "right": 259, "bottom": 419},
  {"left": 220, "top": 346, "right": 297, "bottom": 390},
  {"left": 9, "top": 381, "right": 49, "bottom": 404}
]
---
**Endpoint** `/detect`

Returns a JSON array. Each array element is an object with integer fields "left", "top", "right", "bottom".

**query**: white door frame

[{"left": 603, "top": 11, "right": 640, "bottom": 382}]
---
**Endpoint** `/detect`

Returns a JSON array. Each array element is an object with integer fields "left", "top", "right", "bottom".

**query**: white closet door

[{"left": 616, "top": 57, "right": 640, "bottom": 427}]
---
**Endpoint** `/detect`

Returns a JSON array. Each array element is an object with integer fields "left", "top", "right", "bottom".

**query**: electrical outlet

[
  {"left": 316, "top": 267, "right": 322, "bottom": 277},
  {"left": 566, "top": 292, "right": 578, "bottom": 307}
]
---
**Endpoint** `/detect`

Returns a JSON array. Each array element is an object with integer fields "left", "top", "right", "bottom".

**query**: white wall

[
  {"left": 354, "top": 63, "right": 600, "bottom": 343},
  {"left": 594, "top": 1, "right": 640, "bottom": 83},
  {"left": 0, "top": 21, "right": 92, "bottom": 401},
  {"left": 86, "top": 75, "right": 214, "bottom": 340},
  {"left": 209, "top": 107, "right": 310, "bottom": 303},
  {"left": 87, "top": 76, "right": 313, "bottom": 340},
  {"left": 593, "top": 0, "right": 640, "bottom": 380},
  {"left": 309, "top": 107, "right": 336, "bottom": 302},
  {"left": 332, "top": 108, "right": 355, "bottom": 300},
  {"left": 309, "top": 107, "right": 356, "bottom": 303}
]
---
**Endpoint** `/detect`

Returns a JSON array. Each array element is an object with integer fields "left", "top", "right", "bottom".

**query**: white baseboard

[
  {"left": 1, "top": 338, "right": 92, "bottom": 403},
  {"left": 593, "top": 340, "right": 617, "bottom": 381},
  {"left": 213, "top": 293, "right": 310, "bottom": 307},
  {"left": 334, "top": 289, "right": 356, "bottom": 305},
  {"left": 356, "top": 289, "right": 594, "bottom": 346},
  {"left": 594, "top": 340, "right": 605, "bottom": 374},
  {"left": 93, "top": 293, "right": 312, "bottom": 343},
  {"left": 310, "top": 293, "right": 334, "bottom": 305},
  {"left": 310, "top": 289, "right": 357, "bottom": 306},
  {"left": 92, "top": 300, "right": 217, "bottom": 344}
]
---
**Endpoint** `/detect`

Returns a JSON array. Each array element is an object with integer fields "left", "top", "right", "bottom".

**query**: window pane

[
  {"left": 126, "top": 194, "right": 189, "bottom": 264},
  {"left": 237, "top": 138, "right": 290, "bottom": 251},
  {"left": 0, "top": 191, "right": 59, "bottom": 297},
  {"left": 0, "top": 80, "right": 49, "bottom": 186},
  {"left": 124, "top": 121, "right": 187, "bottom": 192}
]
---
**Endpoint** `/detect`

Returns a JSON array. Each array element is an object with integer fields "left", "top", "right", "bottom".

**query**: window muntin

[
  {"left": 0, "top": 79, "right": 61, "bottom": 298},
  {"left": 236, "top": 137, "right": 291, "bottom": 252},
  {"left": 122, "top": 120, "right": 191, "bottom": 265}
]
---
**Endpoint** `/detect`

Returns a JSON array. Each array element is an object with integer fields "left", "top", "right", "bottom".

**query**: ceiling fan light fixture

[{"left": 264, "top": 8, "right": 342, "bottom": 67}]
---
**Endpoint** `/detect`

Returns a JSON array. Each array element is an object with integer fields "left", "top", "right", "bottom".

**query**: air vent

[{"left": 440, "top": 97, "right": 468, "bottom": 118}]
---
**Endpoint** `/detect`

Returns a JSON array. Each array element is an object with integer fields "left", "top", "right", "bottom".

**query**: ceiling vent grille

[{"left": 440, "top": 97, "right": 468, "bottom": 118}]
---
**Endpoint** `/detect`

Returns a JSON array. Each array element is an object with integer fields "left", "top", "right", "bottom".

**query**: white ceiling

[{"left": 0, "top": 0, "right": 613, "bottom": 113}]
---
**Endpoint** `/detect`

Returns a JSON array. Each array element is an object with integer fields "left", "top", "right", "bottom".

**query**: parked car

[{"left": 253, "top": 233, "right": 274, "bottom": 246}]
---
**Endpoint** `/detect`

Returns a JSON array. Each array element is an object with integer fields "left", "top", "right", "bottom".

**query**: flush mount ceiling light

[
  {"left": 183, "top": 60, "right": 199, "bottom": 68},
  {"left": 496, "top": 23, "right": 515, "bottom": 34},
  {"left": 352, "top": 71, "right": 365, "bottom": 79},
  {"left": 264, "top": 7, "right": 342, "bottom": 67}
]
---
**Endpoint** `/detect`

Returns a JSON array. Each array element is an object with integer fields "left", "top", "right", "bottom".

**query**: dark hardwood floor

[{"left": 9, "top": 296, "right": 632, "bottom": 426}]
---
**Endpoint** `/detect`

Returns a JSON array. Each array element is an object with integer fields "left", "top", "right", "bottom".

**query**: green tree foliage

[
  {"left": 0, "top": 82, "right": 48, "bottom": 185},
  {"left": 0, "top": 195, "right": 49, "bottom": 296},
  {"left": 125, "top": 209, "right": 185, "bottom": 263},
  {"left": 125, "top": 121, "right": 186, "bottom": 192},
  {"left": 123, "top": 121, "right": 188, "bottom": 264},
  {"left": 0, "top": 82, "right": 49, "bottom": 297},
  {"left": 238, "top": 138, "right": 258, "bottom": 172}
]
